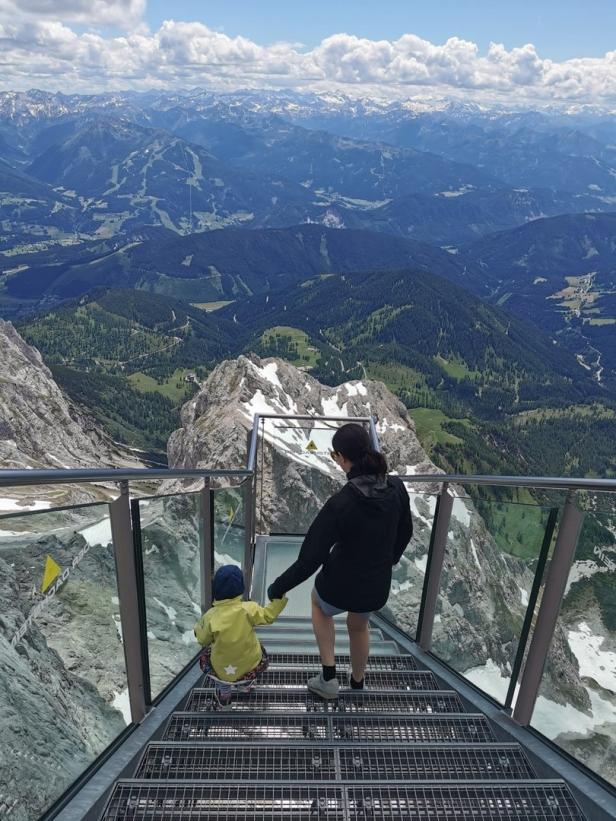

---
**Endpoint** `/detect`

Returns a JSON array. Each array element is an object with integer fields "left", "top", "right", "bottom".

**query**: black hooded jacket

[{"left": 268, "top": 469, "right": 413, "bottom": 612}]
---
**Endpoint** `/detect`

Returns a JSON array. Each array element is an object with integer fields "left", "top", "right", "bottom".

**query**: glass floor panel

[{"left": 264, "top": 537, "right": 313, "bottom": 618}]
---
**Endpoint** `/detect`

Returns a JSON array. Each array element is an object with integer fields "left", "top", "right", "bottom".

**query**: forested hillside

[
  {"left": 2, "top": 224, "right": 459, "bottom": 313},
  {"left": 18, "top": 289, "right": 236, "bottom": 455},
  {"left": 221, "top": 266, "right": 601, "bottom": 417}
]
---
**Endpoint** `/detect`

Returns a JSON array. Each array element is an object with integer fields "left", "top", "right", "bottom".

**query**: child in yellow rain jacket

[{"left": 194, "top": 564, "right": 288, "bottom": 706}]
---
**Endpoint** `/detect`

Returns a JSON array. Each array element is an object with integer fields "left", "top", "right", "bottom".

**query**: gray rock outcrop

[
  {"left": 0, "top": 319, "right": 143, "bottom": 507},
  {"left": 167, "top": 353, "right": 435, "bottom": 532},
  {"left": 0, "top": 554, "right": 125, "bottom": 820}
]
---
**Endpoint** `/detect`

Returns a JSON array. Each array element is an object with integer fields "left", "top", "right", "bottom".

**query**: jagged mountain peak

[
  {"left": 170, "top": 353, "right": 436, "bottom": 479},
  {"left": 168, "top": 354, "right": 439, "bottom": 536}
]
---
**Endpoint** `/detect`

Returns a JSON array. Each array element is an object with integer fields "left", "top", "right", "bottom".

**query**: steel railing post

[
  {"left": 369, "top": 415, "right": 381, "bottom": 451},
  {"left": 243, "top": 477, "right": 255, "bottom": 597},
  {"left": 504, "top": 507, "right": 558, "bottom": 711},
  {"left": 198, "top": 478, "right": 213, "bottom": 613},
  {"left": 513, "top": 491, "right": 584, "bottom": 726},
  {"left": 416, "top": 483, "right": 454, "bottom": 652},
  {"left": 109, "top": 481, "right": 146, "bottom": 724},
  {"left": 130, "top": 497, "right": 151, "bottom": 707}
]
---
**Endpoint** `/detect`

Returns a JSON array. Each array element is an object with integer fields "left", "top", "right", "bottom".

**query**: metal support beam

[
  {"left": 130, "top": 498, "right": 151, "bottom": 707},
  {"left": 513, "top": 491, "right": 584, "bottom": 726},
  {"left": 243, "top": 477, "right": 255, "bottom": 597},
  {"left": 369, "top": 415, "right": 381, "bottom": 451},
  {"left": 416, "top": 484, "right": 454, "bottom": 652},
  {"left": 504, "top": 507, "right": 558, "bottom": 711},
  {"left": 109, "top": 481, "right": 146, "bottom": 724},
  {"left": 198, "top": 479, "right": 213, "bottom": 614}
]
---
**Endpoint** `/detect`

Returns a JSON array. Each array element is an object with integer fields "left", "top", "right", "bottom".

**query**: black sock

[
  {"left": 322, "top": 664, "right": 336, "bottom": 681},
  {"left": 350, "top": 676, "right": 364, "bottom": 690}
]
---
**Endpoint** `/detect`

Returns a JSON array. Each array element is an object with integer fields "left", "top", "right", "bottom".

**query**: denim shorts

[{"left": 312, "top": 587, "right": 371, "bottom": 620}]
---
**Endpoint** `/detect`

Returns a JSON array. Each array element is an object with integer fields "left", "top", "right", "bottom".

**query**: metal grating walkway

[
  {"left": 267, "top": 652, "right": 417, "bottom": 671},
  {"left": 101, "top": 617, "right": 587, "bottom": 820},
  {"left": 136, "top": 742, "right": 535, "bottom": 781},
  {"left": 102, "top": 781, "right": 585, "bottom": 819},
  {"left": 186, "top": 687, "right": 465, "bottom": 713},
  {"left": 164, "top": 712, "right": 497, "bottom": 744},
  {"left": 205, "top": 668, "right": 439, "bottom": 690}
]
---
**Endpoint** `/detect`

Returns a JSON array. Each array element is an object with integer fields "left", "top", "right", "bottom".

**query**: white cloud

[
  {"left": 0, "top": 0, "right": 145, "bottom": 29},
  {"left": 0, "top": 14, "right": 616, "bottom": 107}
]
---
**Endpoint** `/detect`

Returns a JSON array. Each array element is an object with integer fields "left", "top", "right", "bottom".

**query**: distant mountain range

[{"left": 2, "top": 89, "right": 616, "bottom": 251}]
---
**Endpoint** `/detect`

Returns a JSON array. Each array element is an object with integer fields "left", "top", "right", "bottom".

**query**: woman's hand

[{"left": 267, "top": 582, "right": 283, "bottom": 601}]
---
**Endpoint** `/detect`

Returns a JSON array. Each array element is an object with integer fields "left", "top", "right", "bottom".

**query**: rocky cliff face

[
  {"left": 0, "top": 320, "right": 143, "bottom": 508},
  {"left": 0, "top": 548, "right": 125, "bottom": 820},
  {"left": 168, "top": 354, "right": 586, "bottom": 710},
  {"left": 0, "top": 322, "right": 147, "bottom": 816}
]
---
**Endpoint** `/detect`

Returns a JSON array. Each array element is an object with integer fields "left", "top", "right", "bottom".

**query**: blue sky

[{"left": 146, "top": 0, "right": 616, "bottom": 61}]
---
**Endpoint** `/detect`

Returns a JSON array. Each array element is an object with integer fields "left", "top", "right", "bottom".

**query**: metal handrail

[
  {"left": 2, "top": 465, "right": 614, "bottom": 493},
  {"left": 396, "top": 473, "right": 616, "bottom": 492},
  {"left": 0, "top": 467, "right": 252, "bottom": 488}
]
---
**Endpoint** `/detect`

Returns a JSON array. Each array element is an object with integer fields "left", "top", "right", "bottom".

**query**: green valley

[{"left": 258, "top": 326, "right": 320, "bottom": 368}]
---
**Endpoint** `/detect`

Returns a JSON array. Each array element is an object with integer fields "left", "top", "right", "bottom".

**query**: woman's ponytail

[
  {"left": 356, "top": 449, "right": 389, "bottom": 477},
  {"left": 332, "top": 423, "right": 389, "bottom": 477}
]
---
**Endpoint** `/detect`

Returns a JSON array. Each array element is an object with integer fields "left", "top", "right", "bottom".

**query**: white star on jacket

[{"left": 224, "top": 665, "right": 237, "bottom": 676}]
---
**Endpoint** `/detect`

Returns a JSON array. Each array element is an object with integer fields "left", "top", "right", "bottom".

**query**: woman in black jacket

[{"left": 268, "top": 423, "right": 413, "bottom": 698}]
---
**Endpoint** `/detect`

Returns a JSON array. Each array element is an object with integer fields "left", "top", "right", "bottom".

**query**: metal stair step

[
  {"left": 267, "top": 652, "right": 417, "bottom": 671},
  {"left": 271, "top": 616, "right": 349, "bottom": 624},
  {"left": 135, "top": 742, "right": 535, "bottom": 781},
  {"left": 184, "top": 687, "right": 465, "bottom": 714},
  {"left": 257, "top": 638, "right": 400, "bottom": 655},
  {"left": 256, "top": 626, "right": 385, "bottom": 641},
  {"left": 101, "top": 780, "right": 585, "bottom": 820},
  {"left": 201, "top": 668, "right": 439, "bottom": 691},
  {"left": 164, "top": 712, "right": 497, "bottom": 744}
]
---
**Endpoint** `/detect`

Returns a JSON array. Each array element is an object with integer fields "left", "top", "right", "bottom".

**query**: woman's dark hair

[{"left": 332, "top": 423, "right": 388, "bottom": 476}]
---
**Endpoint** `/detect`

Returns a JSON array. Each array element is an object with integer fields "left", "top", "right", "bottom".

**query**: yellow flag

[
  {"left": 41, "top": 555, "right": 61, "bottom": 593},
  {"left": 306, "top": 440, "right": 318, "bottom": 453}
]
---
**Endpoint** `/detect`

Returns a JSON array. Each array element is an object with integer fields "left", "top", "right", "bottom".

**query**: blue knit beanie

[{"left": 213, "top": 564, "right": 245, "bottom": 601}]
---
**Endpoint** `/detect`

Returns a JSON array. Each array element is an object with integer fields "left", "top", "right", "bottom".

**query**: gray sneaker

[{"left": 307, "top": 673, "right": 340, "bottom": 699}]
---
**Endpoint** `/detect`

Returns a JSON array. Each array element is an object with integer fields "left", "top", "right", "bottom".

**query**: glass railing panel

[
  {"left": 138, "top": 492, "right": 201, "bottom": 699},
  {"left": 213, "top": 484, "right": 245, "bottom": 568},
  {"left": 531, "top": 496, "right": 616, "bottom": 786},
  {"left": 256, "top": 417, "right": 371, "bottom": 534},
  {"left": 380, "top": 488, "right": 438, "bottom": 638},
  {"left": 0, "top": 503, "right": 127, "bottom": 820},
  {"left": 432, "top": 493, "right": 555, "bottom": 705}
]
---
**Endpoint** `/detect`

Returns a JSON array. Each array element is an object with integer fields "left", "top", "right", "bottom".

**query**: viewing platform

[{"left": 1, "top": 413, "right": 614, "bottom": 820}]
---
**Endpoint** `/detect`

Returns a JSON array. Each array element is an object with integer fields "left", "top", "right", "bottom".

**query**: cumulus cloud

[
  {"left": 0, "top": 13, "right": 615, "bottom": 106},
  {"left": 0, "top": 0, "right": 145, "bottom": 29}
]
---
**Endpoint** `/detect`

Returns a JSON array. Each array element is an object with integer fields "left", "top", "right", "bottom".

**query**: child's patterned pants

[{"left": 199, "top": 644, "right": 269, "bottom": 697}]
